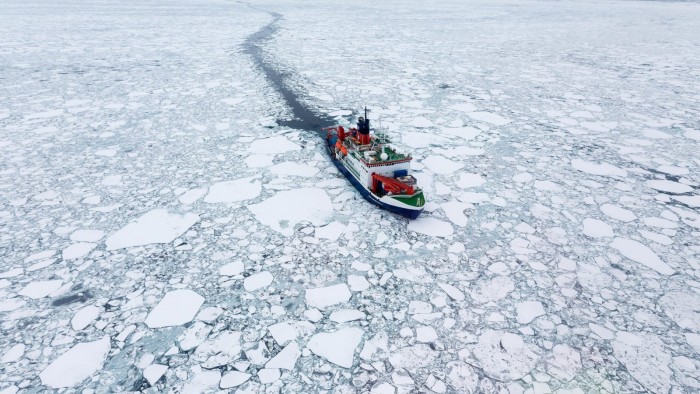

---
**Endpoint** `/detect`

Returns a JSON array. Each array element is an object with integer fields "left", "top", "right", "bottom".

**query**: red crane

[{"left": 371, "top": 173, "right": 415, "bottom": 195}]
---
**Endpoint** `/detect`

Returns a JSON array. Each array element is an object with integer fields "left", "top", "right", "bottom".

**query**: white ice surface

[
  {"left": 305, "top": 283, "right": 351, "bottom": 309},
  {"left": 144, "top": 289, "right": 205, "bottom": 328},
  {"left": 243, "top": 271, "right": 273, "bottom": 291},
  {"left": 248, "top": 188, "right": 333, "bottom": 236},
  {"left": 39, "top": 336, "right": 110, "bottom": 388},
  {"left": 610, "top": 237, "right": 674, "bottom": 275},
  {"left": 105, "top": 209, "right": 199, "bottom": 250},
  {"left": 308, "top": 327, "right": 364, "bottom": 368},
  {"left": 203, "top": 177, "right": 262, "bottom": 203}
]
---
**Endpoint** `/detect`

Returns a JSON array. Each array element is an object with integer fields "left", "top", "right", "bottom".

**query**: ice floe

[
  {"left": 610, "top": 237, "right": 674, "bottom": 275},
  {"left": 248, "top": 188, "right": 333, "bottom": 236},
  {"left": 39, "top": 336, "right": 110, "bottom": 388},
  {"left": 308, "top": 327, "right": 363, "bottom": 368},
  {"left": 203, "top": 177, "right": 262, "bottom": 203},
  {"left": 105, "top": 209, "right": 199, "bottom": 250},
  {"left": 144, "top": 289, "right": 204, "bottom": 328}
]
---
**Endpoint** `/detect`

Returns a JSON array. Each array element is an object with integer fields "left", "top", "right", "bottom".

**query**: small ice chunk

[
  {"left": 71, "top": 305, "right": 101, "bottom": 330},
  {"left": 62, "top": 242, "right": 96, "bottom": 260},
  {"left": 329, "top": 309, "right": 365, "bottom": 323},
  {"left": 257, "top": 368, "right": 280, "bottom": 384},
  {"left": 19, "top": 280, "right": 62, "bottom": 299},
  {"left": 533, "top": 180, "right": 562, "bottom": 192},
  {"left": 571, "top": 159, "right": 627, "bottom": 177},
  {"left": 244, "top": 272, "right": 273, "bottom": 291},
  {"left": 305, "top": 283, "right": 351, "bottom": 309},
  {"left": 438, "top": 283, "right": 465, "bottom": 301},
  {"left": 646, "top": 180, "right": 692, "bottom": 194},
  {"left": 144, "top": 289, "right": 205, "bottom": 328},
  {"left": 304, "top": 308, "right": 323, "bottom": 322},
  {"left": 408, "top": 301, "right": 432, "bottom": 314},
  {"left": 582, "top": 218, "right": 614, "bottom": 238},
  {"left": 421, "top": 156, "right": 463, "bottom": 174},
  {"left": 245, "top": 341, "right": 270, "bottom": 365},
  {"left": 268, "top": 322, "right": 298, "bottom": 345},
  {"left": 39, "top": 336, "right": 110, "bottom": 388},
  {"left": 348, "top": 275, "right": 370, "bottom": 291},
  {"left": 2, "top": 343, "right": 25, "bottom": 363},
  {"left": 182, "top": 370, "right": 220, "bottom": 393},
  {"left": 143, "top": 364, "right": 168, "bottom": 386},
  {"left": 265, "top": 342, "right": 300, "bottom": 370},
  {"left": 516, "top": 301, "right": 545, "bottom": 324},
  {"left": 408, "top": 217, "right": 453, "bottom": 237},
  {"left": 600, "top": 204, "right": 636, "bottom": 222},
  {"left": 220, "top": 371, "right": 251, "bottom": 388},
  {"left": 219, "top": 261, "right": 244, "bottom": 276},
  {"left": 610, "top": 238, "right": 674, "bottom": 275},
  {"left": 204, "top": 177, "right": 262, "bottom": 203},
  {"left": 70, "top": 230, "right": 105, "bottom": 242},
  {"left": 315, "top": 222, "right": 346, "bottom": 241},
  {"left": 105, "top": 209, "right": 199, "bottom": 250},
  {"left": 416, "top": 326, "right": 438, "bottom": 343},
  {"left": 307, "top": 327, "right": 364, "bottom": 368}
]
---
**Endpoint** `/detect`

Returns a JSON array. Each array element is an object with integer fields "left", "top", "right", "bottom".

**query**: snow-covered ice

[
  {"left": 105, "top": 209, "right": 199, "bottom": 250},
  {"left": 305, "top": 283, "right": 351, "bottom": 309},
  {"left": 307, "top": 327, "right": 364, "bottom": 368},
  {"left": 144, "top": 289, "right": 205, "bottom": 328},
  {"left": 39, "top": 337, "right": 110, "bottom": 388}
]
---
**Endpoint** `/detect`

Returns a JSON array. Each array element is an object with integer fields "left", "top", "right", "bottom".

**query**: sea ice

[
  {"left": 203, "top": 177, "right": 262, "bottom": 203},
  {"left": 71, "top": 305, "right": 101, "bottom": 330},
  {"left": 600, "top": 204, "right": 637, "bottom": 222},
  {"left": 612, "top": 332, "right": 671, "bottom": 393},
  {"left": 305, "top": 283, "right": 351, "bottom": 309},
  {"left": 62, "top": 242, "right": 96, "bottom": 260},
  {"left": 421, "top": 156, "right": 463, "bottom": 174},
  {"left": 70, "top": 230, "right": 105, "bottom": 242},
  {"left": 516, "top": 301, "right": 545, "bottom": 324},
  {"left": 19, "top": 280, "right": 62, "bottom": 299},
  {"left": 407, "top": 217, "right": 454, "bottom": 237},
  {"left": 248, "top": 188, "right": 333, "bottom": 236},
  {"left": 2, "top": 344, "right": 25, "bottom": 363},
  {"left": 178, "top": 188, "right": 206, "bottom": 205},
  {"left": 268, "top": 322, "right": 298, "bottom": 345},
  {"left": 39, "top": 336, "right": 110, "bottom": 388},
  {"left": 571, "top": 159, "right": 627, "bottom": 177},
  {"left": 646, "top": 180, "right": 693, "bottom": 194},
  {"left": 610, "top": 237, "right": 674, "bottom": 275},
  {"left": 144, "top": 289, "right": 205, "bottom": 328},
  {"left": 244, "top": 271, "right": 273, "bottom": 291},
  {"left": 143, "top": 364, "right": 168, "bottom": 386},
  {"left": 416, "top": 326, "right": 438, "bottom": 343},
  {"left": 220, "top": 371, "right": 251, "bottom": 389},
  {"left": 307, "top": 327, "right": 363, "bottom": 368},
  {"left": 470, "top": 330, "right": 540, "bottom": 381},
  {"left": 105, "top": 209, "right": 199, "bottom": 250},
  {"left": 270, "top": 162, "right": 319, "bottom": 177},
  {"left": 247, "top": 135, "right": 301, "bottom": 154},
  {"left": 329, "top": 309, "right": 365, "bottom": 323},
  {"left": 265, "top": 342, "right": 301, "bottom": 370},
  {"left": 467, "top": 111, "right": 511, "bottom": 125},
  {"left": 582, "top": 218, "right": 614, "bottom": 238},
  {"left": 219, "top": 261, "right": 244, "bottom": 276}
]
